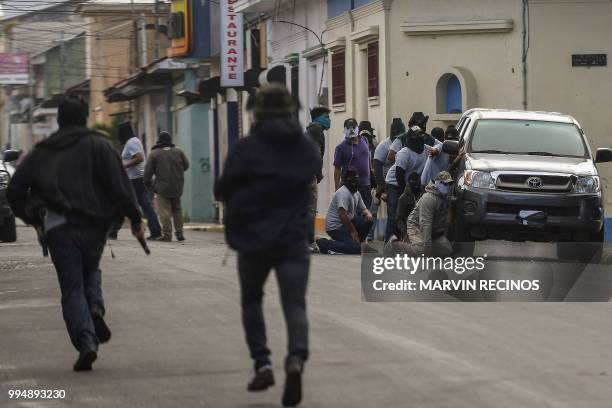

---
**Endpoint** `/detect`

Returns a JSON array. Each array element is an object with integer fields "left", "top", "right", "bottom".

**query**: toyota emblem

[{"left": 527, "top": 177, "right": 544, "bottom": 189}]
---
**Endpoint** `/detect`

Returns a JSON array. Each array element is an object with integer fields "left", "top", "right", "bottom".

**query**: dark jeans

[
  {"left": 238, "top": 241, "right": 310, "bottom": 370},
  {"left": 358, "top": 185, "right": 372, "bottom": 209},
  {"left": 385, "top": 184, "right": 400, "bottom": 242},
  {"left": 316, "top": 216, "right": 373, "bottom": 254},
  {"left": 47, "top": 223, "right": 107, "bottom": 351},
  {"left": 109, "top": 177, "right": 161, "bottom": 237}
]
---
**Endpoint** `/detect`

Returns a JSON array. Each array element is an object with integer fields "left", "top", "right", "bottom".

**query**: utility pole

[{"left": 140, "top": 13, "right": 148, "bottom": 66}]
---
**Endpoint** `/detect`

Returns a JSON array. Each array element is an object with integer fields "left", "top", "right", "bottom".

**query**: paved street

[{"left": 2, "top": 226, "right": 612, "bottom": 407}]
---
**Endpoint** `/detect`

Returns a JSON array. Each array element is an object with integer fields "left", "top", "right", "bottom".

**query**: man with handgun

[{"left": 6, "top": 93, "right": 145, "bottom": 372}]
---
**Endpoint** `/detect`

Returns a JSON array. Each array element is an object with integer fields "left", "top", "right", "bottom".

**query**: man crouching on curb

[
  {"left": 215, "top": 85, "right": 321, "bottom": 407},
  {"left": 386, "top": 171, "right": 454, "bottom": 257}
]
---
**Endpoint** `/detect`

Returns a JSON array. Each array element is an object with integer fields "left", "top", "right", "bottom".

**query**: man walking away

[
  {"left": 333, "top": 118, "right": 371, "bottom": 208},
  {"left": 215, "top": 85, "right": 321, "bottom": 407},
  {"left": 116, "top": 122, "right": 162, "bottom": 240},
  {"left": 313, "top": 169, "right": 374, "bottom": 254},
  {"left": 144, "top": 131, "right": 190, "bottom": 242},
  {"left": 7, "top": 93, "right": 144, "bottom": 371},
  {"left": 306, "top": 106, "right": 331, "bottom": 240}
]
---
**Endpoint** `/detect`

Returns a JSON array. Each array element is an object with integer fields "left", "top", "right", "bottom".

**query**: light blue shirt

[
  {"left": 325, "top": 186, "right": 366, "bottom": 231},
  {"left": 373, "top": 137, "right": 394, "bottom": 178},
  {"left": 385, "top": 147, "right": 428, "bottom": 186}
]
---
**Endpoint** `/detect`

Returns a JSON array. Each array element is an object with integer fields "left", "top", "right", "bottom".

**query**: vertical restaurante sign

[{"left": 220, "top": 0, "right": 244, "bottom": 87}]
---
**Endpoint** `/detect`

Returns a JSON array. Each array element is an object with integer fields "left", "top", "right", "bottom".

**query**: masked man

[
  {"left": 7, "top": 93, "right": 144, "bottom": 371},
  {"left": 306, "top": 106, "right": 331, "bottom": 240},
  {"left": 215, "top": 85, "right": 321, "bottom": 408},
  {"left": 333, "top": 118, "right": 371, "bottom": 208},
  {"left": 406, "top": 171, "right": 454, "bottom": 256},
  {"left": 313, "top": 169, "right": 373, "bottom": 254}
]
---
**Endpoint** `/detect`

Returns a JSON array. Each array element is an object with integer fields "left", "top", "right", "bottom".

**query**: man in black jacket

[
  {"left": 215, "top": 85, "right": 321, "bottom": 407},
  {"left": 7, "top": 93, "right": 144, "bottom": 372},
  {"left": 305, "top": 106, "right": 330, "bottom": 238}
]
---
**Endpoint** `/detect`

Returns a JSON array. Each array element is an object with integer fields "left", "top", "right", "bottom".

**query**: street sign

[
  {"left": 572, "top": 54, "right": 607, "bottom": 67},
  {"left": 0, "top": 53, "right": 29, "bottom": 84},
  {"left": 220, "top": 0, "right": 244, "bottom": 87}
]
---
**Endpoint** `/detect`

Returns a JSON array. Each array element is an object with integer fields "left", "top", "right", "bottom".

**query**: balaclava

[{"left": 344, "top": 168, "right": 360, "bottom": 193}]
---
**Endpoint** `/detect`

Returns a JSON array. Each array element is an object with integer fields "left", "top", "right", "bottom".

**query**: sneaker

[
  {"left": 73, "top": 347, "right": 97, "bottom": 372},
  {"left": 309, "top": 242, "right": 320, "bottom": 254},
  {"left": 147, "top": 234, "right": 163, "bottom": 241},
  {"left": 282, "top": 356, "right": 304, "bottom": 407},
  {"left": 175, "top": 232, "right": 185, "bottom": 242},
  {"left": 92, "top": 313, "right": 111, "bottom": 344},
  {"left": 247, "top": 366, "right": 275, "bottom": 392}
]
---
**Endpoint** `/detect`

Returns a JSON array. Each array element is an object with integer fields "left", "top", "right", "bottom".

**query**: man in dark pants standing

[
  {"left": 216, "top": 85, "right": 321, "bottom": 407},
  {"left": 7, "top": 94, "right": 144, "bottom": 371},
  {"left": 144, "top": 131, "right": 190, "bottom": 242},
  {"left": 333, "top": 118, "right": 372, "bottom": 208},
  {"left": 109, "top": 122, "right": 162, "bottom": 240}
]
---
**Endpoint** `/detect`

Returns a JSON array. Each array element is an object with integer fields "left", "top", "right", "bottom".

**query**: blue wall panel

[{"left": 178, "top": 103, "right": 215, "bottom": 222}]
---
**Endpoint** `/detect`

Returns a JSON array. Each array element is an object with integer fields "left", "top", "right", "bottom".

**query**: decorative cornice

[
  {"left": 302, "top": 45, "right": 326, "bottom": 60},
  {"left": 325, "top": 11, "right": 352, "bottom": 31},
  {"left": 351, "top": 0, "right": 393, "bottom": 21},
  {"left": 401, "top": 19, "right": 514, "bottom": 36},
  {"left": 349, "top": 26, "right": 379, "bottom": 44},
  {"left": 325, "top": 37, "right": 346, "bottom": 52}
]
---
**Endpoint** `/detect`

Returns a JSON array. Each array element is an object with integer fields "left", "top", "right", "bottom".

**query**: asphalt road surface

[{"left": 1, "top": 227, "right": 612, "bottom": 407}]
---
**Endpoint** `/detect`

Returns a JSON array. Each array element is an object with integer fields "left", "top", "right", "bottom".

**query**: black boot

[
  {"left": 92, "top": 313, "right": 111, "bottom": 344},
  {"left": 73, "top": 345, "right": 97, "bottom": 372},
  {"left": 175, "top": 232, "right": 185, "bottom": 242},
  {"left": 282, "top": 356, "right": 304, "bottom": 407},
  {"left": 247, "top": 366, "right": 275, "bottom": 392}
]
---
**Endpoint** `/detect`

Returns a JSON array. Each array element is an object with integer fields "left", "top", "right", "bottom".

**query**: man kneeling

[
  {"left": 314, "top": 169, "right": 373, "bottom": 254},
  {"left": 406, "top": 171, "right": 454, "bottom": 256},
  {"left": 387, "top": 171, "right": 454, "bottom": 257}
]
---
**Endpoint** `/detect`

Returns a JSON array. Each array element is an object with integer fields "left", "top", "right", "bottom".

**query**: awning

[{"left": 105, "top": 72, "right": 172, "bottom": 103}]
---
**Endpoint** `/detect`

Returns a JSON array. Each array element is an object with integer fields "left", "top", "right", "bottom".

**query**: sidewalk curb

[{"left": 183, "top": 224, "right": 224, "bottom": 232}]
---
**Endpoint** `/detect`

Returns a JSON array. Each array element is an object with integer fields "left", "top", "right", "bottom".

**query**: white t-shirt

[{"left": 122, "top": 137, "right": 145, "bottom": 180}]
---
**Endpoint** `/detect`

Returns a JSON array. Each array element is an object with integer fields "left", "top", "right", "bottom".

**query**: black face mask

[
  {"left": 407, "top": 133, "right": 425, "bottom": 154},
  {"left": 345, "top": 176, "right": 359, "bottom": 193}
]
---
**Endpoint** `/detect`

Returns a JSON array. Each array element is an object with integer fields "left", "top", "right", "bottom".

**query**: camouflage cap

[{"left": 435, "top": 171, "right": 453, "bottom": 184}]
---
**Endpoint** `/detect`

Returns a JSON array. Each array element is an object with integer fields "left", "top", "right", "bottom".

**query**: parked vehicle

[
  {"left": 0, "top": 150, "right": 21, "bottom": 242},
  {"left": 443, "top": 109, "right": 612, "bottom": 262}
]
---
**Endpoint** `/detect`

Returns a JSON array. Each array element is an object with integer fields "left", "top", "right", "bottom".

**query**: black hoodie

[
  {"left": 7, "top": 126, "right": 142, "bottom": 228},
  {"left": 215, "top": 118, "right": 322, "bottom": 253}
]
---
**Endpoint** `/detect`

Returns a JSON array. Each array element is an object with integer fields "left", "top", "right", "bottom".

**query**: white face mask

[{"left": 344, "top": 127, "right": 359, "bottom": 140}]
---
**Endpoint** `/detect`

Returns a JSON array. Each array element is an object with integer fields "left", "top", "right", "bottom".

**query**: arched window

[
  {"left": 446, "top": 74, "right": 462, "bottom": 113},
  {"left": 436, "top": 72, "right": 467, "bottom": 115}
]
